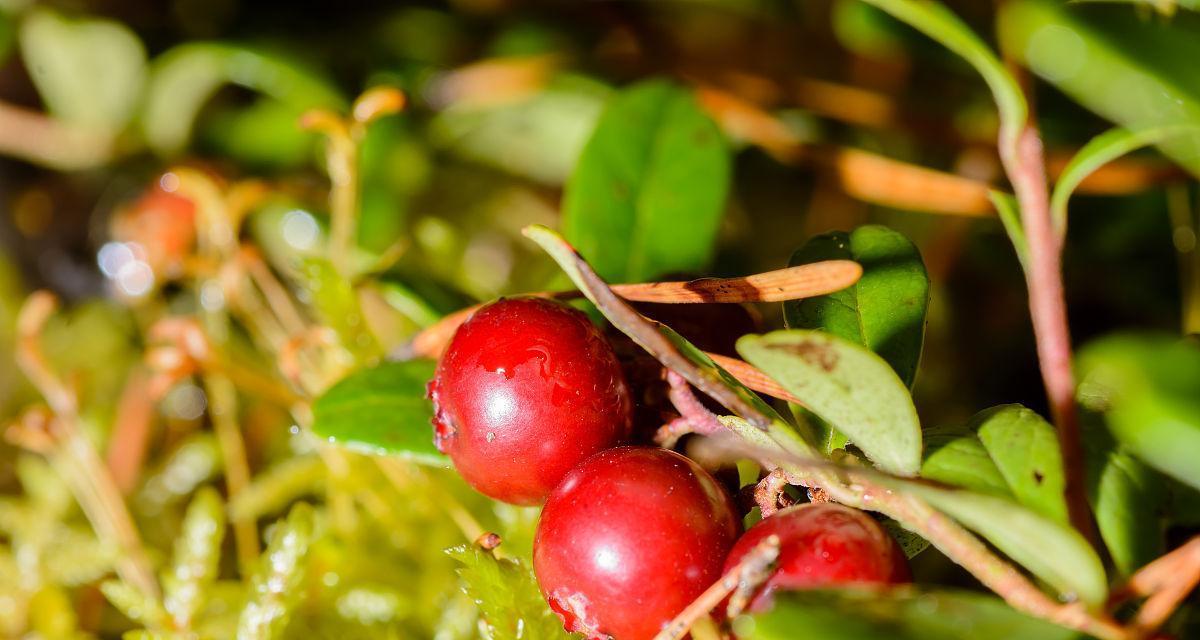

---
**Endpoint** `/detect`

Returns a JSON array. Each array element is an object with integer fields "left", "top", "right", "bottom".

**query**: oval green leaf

[
  {"left": 737, "top": 330, "right": 922, "bottom": 476},
  {"left": 901, "top": 483, "right": 1108, "bottom": 606},
  {"left": 1077, "top": 333, "right": 1200, "bottom": 492},
  {"left": 1082, "top": 416, "right": 1166, "bottom": 577},
  {"left": 311, "top": 359, "right": 447, "bottom": 465},
  {"left": 562, "top": 80, "right": 730, "bottom": 282},
  {"left": 998, "top": 0, "right": 1200, "bottom": 178},
  {"left": 785, "top": 225, "right": 930, "bottom": 388}
]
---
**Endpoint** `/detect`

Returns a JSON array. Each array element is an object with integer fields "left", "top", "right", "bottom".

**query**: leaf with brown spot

[{"left": 737, "top": 330, "right": 922, "bottom": 476}]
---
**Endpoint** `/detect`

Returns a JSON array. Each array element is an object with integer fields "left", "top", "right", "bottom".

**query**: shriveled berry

[
  {"left": 534, "top": 446, "right": 740, "bottom": 640},
  {"left": 723, "top": 503, "right": 910, "bottom": 612},
  {"left": 428, "top": 297, "right": 632, "bottom": 505}
]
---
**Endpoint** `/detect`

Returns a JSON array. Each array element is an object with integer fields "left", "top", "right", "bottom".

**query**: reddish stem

[{"left": 999, "top": 125, "right": 1092, "bottom": 540}]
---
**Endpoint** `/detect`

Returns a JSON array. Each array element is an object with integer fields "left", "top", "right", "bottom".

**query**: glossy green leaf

[
  {"left": 921, "top": 426, "right": 1013, "bottom": 498},
  {"left": 1077, "top": 333, "right": 1200, "bottom": 491},
  {"left": 922, "top": 406, "right": 1069, "bottom": 525},
  {"left": 142, "top": 42, "right": 342, "bottom": 157},
  {"left": 524, "top": 224, "right": 816, "bottom": 459},
  {"left": 562, "top": 80, "right": 730, "bottom": 282},
  {"left": 1082, "top": 416, "right": 1165, "bottom": 577},
  {"left": 974, "top": 405, "right": 1069, "bottom": 524},
  {"left": 901, "top": 483, "right": 1108, "bottom": 606},
  {"left": 785, "top": 225, "right": 930, "bottom": 388},
  {"left": 859, "top": 0, "right": 1027, "bottom": 149},
  {"left": 737, "top": 330, "right": 922, "bottom": 476},
  {"left": 312, "top": 359, "right": 447, "bottom": 464},
  {"left": 1050, "top": 125, "right": 1200, "bottom": 235},
  {"left": 998, "top": 0, "right": 1200, "bottom": 177},
  {"left": 446, "top": 545, "right": 578, "bottom": 640},
  {"left": 19, "top": 8, "right": 146, "bottom": 132},
  {"left": 741, "top": 589, "right": 1082, "bottom": 640}
]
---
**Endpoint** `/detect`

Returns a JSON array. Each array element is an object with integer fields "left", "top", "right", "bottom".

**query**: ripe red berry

[
  {"left": 110, "top": 186, "right": 197, "bottom": 279},
  {"left": 534, "top": 446, "right": 740, "bottom": 640},
  {"left": 428, "top": 297, "right": 632, "bottom": 505},
  {"left": 723, "top": 503, "right": 910, "bottom": 611}
]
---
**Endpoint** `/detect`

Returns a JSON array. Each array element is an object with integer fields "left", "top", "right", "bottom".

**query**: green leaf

[
  {"left": 562, "top": 80, "right": 731, "bottom": 282},
  {"left": 1082, "top": 416, "right": 1165, "bottom": 577},
  {"left": 785, "top": 225, "right": 930, "bottom": 388},
  {"left": 142, "top": 42, "right": 343, "bottom": 157},
  {"left": 922, "top": 406, "right": 1069, "bottom": 526},
  {"left": 899, "top": 483, "right": 1108, "bottom": 606},
  {"left": 859, "top": 0, "right": 1027, "bottom": 149},
  {"left": 973, "top": 406, "right": 1069, "bottom": 524},
  {"left": 1077, "top": 333, "right": 1200, "bottom": 491},
  {"left": 237, "top": 503, "right": 315, "bottom": 640},
  {"left": 921, "top": 426, "right": 1014, "bottom": 498},
  {"left": 989, "top": 190, "right": 1029, "bottom": 271},
  {"left": 446, "top": 545, "right": 578, "bottom": 640},
  {"left": 737, "top": 330, "right": 922, "bottom": 476},
  {"left": 998, "top": 0, "right": 1200, "bottom": 177},
  {"left": 431, "top": 76, "right": 610, "bottom": 185},
  {"left": 19, "top": 8, "right": 146, "bottom": 132},
  {"left": 299, "top": 257, "right": 381, "bottom": 360},
  {"left": 523, "top": 224, "right": 816, "bottom": 460},
  {"left": 164, "top": 487, "right": 225, "bottom": 629},
  {"left": 741, "top": 588, "right": 1082, "bottom": 640},
  {"left": 1050, "top": 125, "right": 1200, "bottom": 235},
  {"left": 312, "top": 360, "right": 447, "bottom": 464}
]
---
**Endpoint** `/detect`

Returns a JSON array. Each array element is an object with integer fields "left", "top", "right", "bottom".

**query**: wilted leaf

[
  {"left": 312, "top": 360, "right": 446, "bottom": 464},
  {"left": 563, "top": 80, "right": 730, "bottom": 282}
]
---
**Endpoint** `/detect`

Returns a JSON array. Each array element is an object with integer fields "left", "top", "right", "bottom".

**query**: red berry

[
  {"left": 111, "top": 186, "right": 197, "bottom": 279},
  {"left": 723, "top": 503, "right": 910, "bottom": 611},
  {"left": 428, "top": 297, "right": 632, "bottom": 505},
  {"left": 534, "top": 446, "right": 740, "bottom": 640}
]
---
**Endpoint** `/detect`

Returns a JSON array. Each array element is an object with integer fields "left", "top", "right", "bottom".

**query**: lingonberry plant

[
  {"left": 1, "top": 1, "right": 1199, "bottom": 640},
  {"left": 722, "top": 504, "right": 910, "bottom": 613}
]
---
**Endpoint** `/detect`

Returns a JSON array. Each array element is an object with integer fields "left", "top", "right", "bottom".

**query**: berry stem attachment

[{"left": 652, "top": 534, "right": 781, "bottom": 640}]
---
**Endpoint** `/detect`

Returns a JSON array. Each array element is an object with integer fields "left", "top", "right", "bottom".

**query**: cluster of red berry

[{"left": 428, "top": 297, "right": 909, "bottom": 640}]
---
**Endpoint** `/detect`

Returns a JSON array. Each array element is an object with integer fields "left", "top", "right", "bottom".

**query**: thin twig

[
  {"left": 1129, "top": 536, "right": 1200, "bottom": 637},
  {"left": 652, "top": 535, "right": 781, "bottom": 640},
  {"left": 203, "top": 373, "right": 259, "bottom": 572},
  {"left": 16, "top": 292, "right": 160, "bottom": 598}
]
